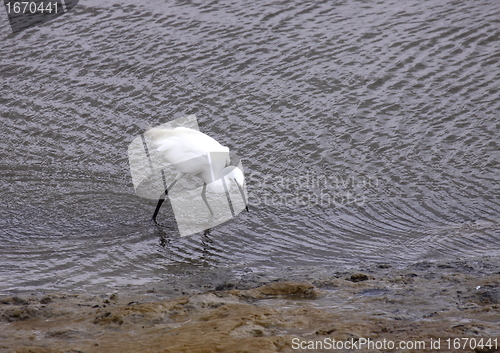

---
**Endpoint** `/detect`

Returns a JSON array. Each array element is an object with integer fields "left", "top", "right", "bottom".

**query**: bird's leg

[
  {"left": 152, "top": 173, "right": 183, "bottom": 224},
  {"left": 201, "top": 183, "right": 214, "bottom": 216},
  {"left": 234, "top": 180, "right": 249, "bottom": 212},
  {"left": 152, "top": 192, "right": 167, "bottom": 224},
  {"left": 221, "top": 176, "right": 235, "bottom": 217}
]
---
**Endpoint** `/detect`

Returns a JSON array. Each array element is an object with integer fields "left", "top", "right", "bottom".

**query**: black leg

[
  {"left": 151, "top": 176, "right": 182, "bottom": 224},
  {"left": 151, "top": 191, "right": 166, "bottom": 224},
  {"left": 235, "top": 181, "right": 249, "bottom": 212}
]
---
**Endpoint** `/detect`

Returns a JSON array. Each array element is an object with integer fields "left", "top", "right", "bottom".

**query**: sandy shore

[{"left": 2, "top": 258, "right": 500, "bottom": 353}]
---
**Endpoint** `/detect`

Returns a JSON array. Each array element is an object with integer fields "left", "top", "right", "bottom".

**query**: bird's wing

[
  {"left": 145, "top": 127, "right": 229, "bottom": 166},
  {"left": 172, "top": 127, "right": 229, "bottom": 152}
]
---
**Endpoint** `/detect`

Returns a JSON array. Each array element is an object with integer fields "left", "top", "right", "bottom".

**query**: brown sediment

[{"left": 2, "top": 261, "right": 500, "bottom": 353}]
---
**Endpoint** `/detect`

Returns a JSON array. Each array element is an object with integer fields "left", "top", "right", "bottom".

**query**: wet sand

[{"left": 2, "top": 258, "right": 500, "bottom": 353}]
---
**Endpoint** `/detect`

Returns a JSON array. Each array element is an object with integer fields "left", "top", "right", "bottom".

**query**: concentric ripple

[{"left": 0, "top": 0, "right": 499, "bottom": 293}]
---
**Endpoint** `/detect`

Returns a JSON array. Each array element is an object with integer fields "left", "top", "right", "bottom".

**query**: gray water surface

[{"left": 1, "top": 0, "right": 500, "bottom": 293}]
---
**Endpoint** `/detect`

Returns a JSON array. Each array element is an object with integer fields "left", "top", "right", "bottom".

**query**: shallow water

[{"left": 1, "top": 0, "right": 499, "bottom": 293}]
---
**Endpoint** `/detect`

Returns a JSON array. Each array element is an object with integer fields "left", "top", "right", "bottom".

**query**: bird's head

[{"left": 207, "top": 166, "right": 245, "bottom": 193}]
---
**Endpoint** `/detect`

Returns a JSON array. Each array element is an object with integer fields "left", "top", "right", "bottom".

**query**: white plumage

[{"left": 146, "top": 126, "right": 247, "bottom": 223}]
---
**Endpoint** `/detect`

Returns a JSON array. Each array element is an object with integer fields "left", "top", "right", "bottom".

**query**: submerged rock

[
  {"left": 229, "top": 281, "right": 320, "bottom": 299},
  {"left": 349, "top": 273, "right": 369, "bottom": 282}
]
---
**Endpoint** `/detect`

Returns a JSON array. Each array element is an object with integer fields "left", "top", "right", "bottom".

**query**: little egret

[{"left": 145, "top": 127, "right": 248, "bottom": 224}]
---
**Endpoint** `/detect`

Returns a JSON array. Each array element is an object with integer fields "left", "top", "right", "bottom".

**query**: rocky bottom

[{"left": 1, "top": 258, "right": 500, "bottom": 353}]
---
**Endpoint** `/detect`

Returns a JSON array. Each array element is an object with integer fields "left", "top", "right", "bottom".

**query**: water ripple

[{"left": 1, "top": 0, "right": 499, "bottom": 293}]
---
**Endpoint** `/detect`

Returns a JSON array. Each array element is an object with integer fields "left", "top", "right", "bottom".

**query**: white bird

[{"left": 145, "top": 126, "right": 248, "bottom": 224}]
